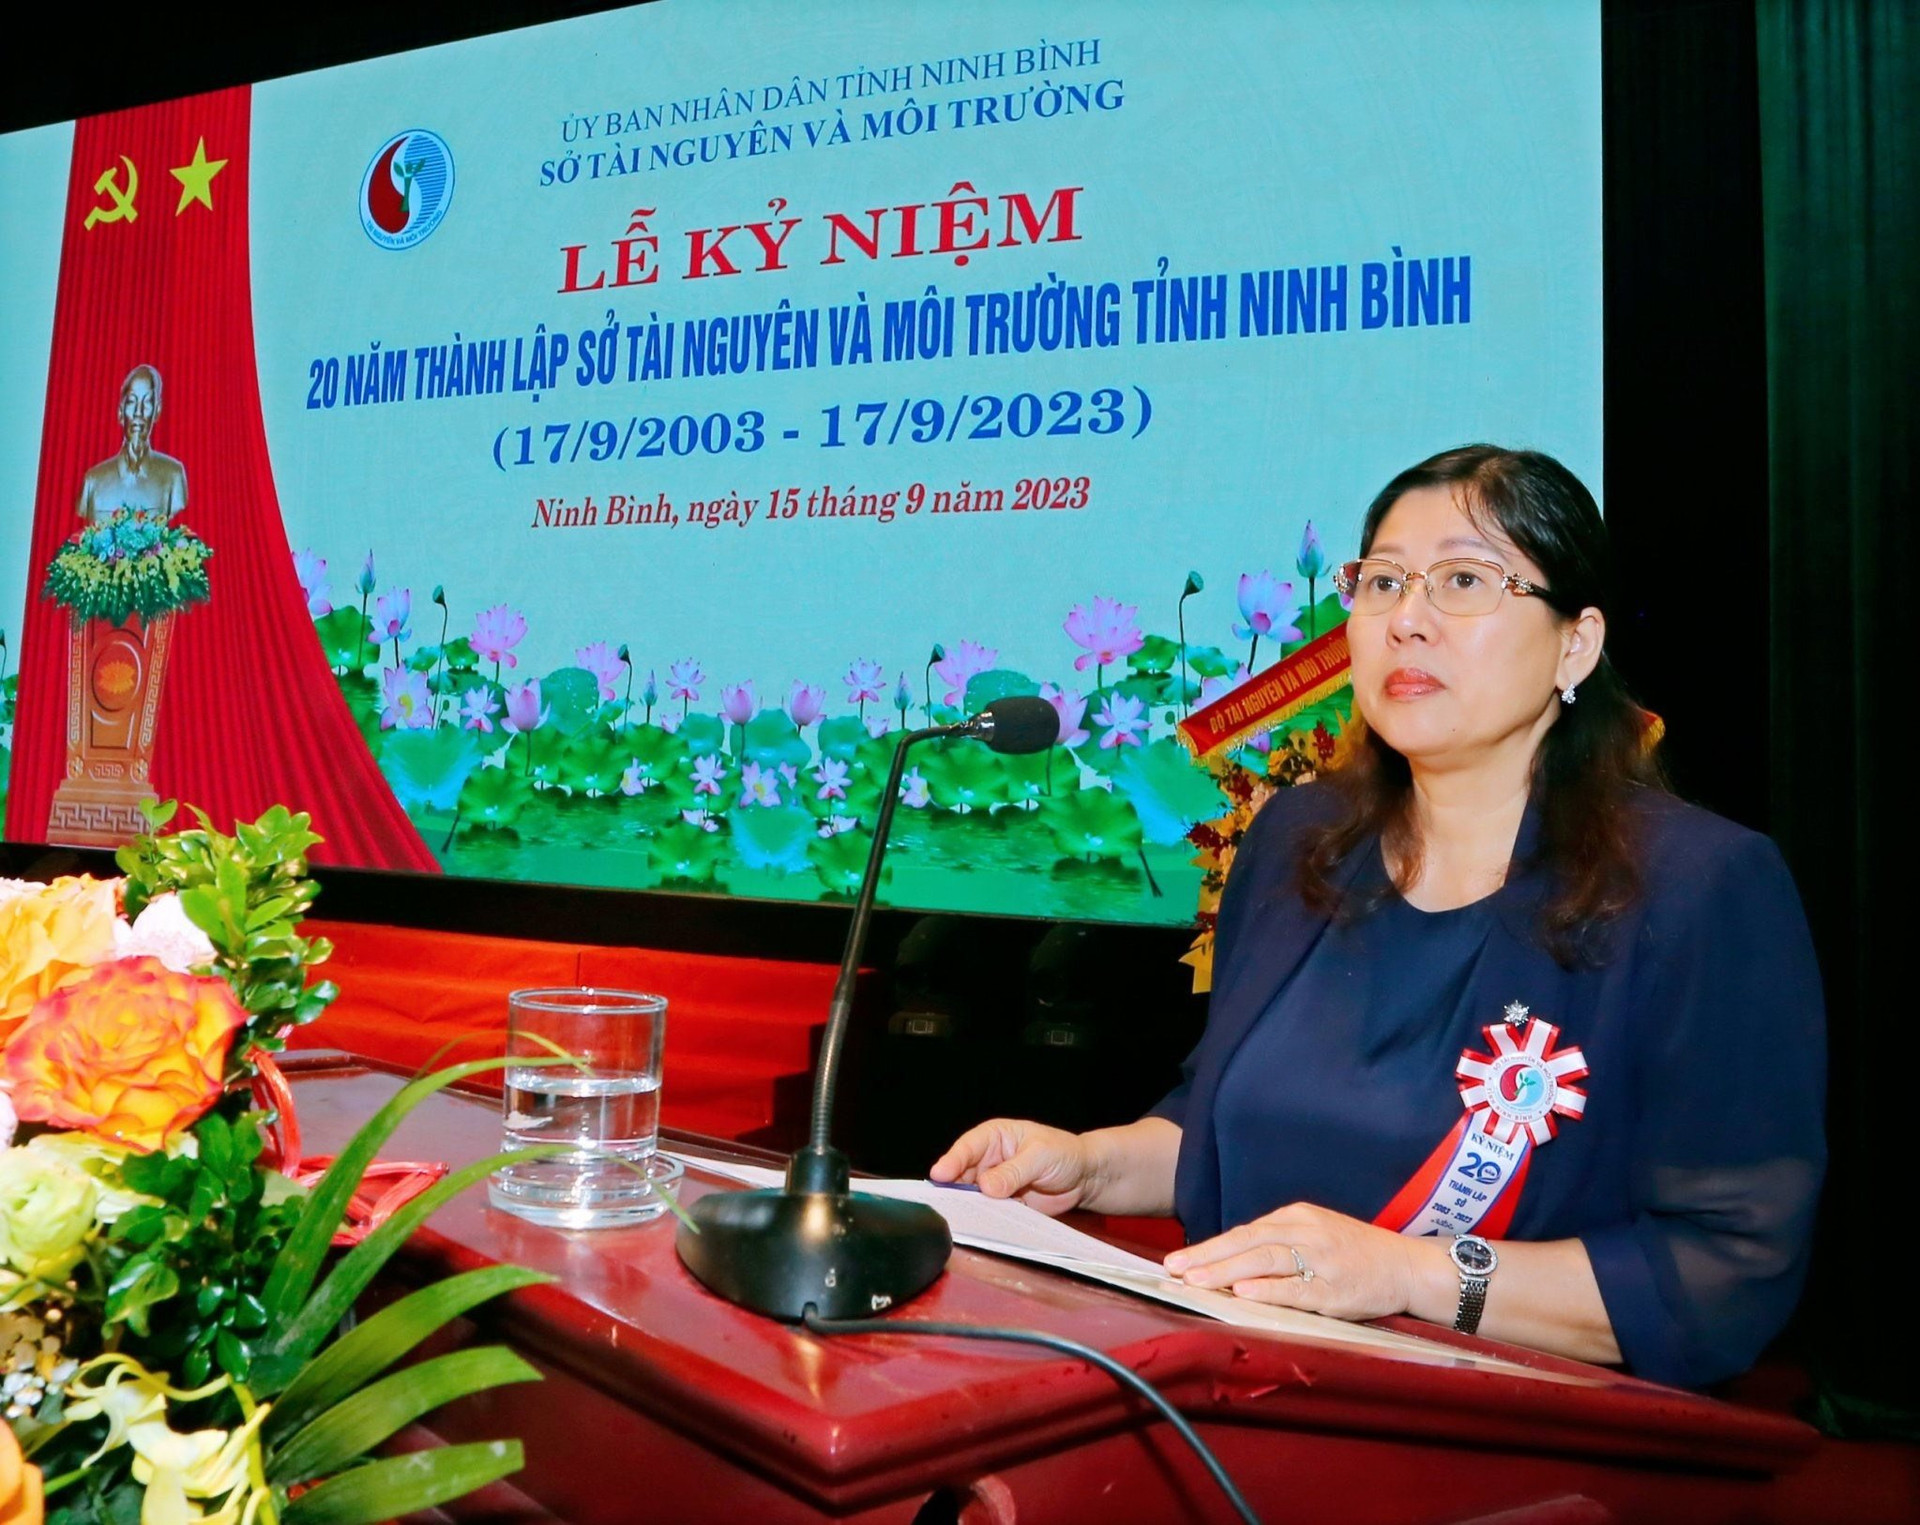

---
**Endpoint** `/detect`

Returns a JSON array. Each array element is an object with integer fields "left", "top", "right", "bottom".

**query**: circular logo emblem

[
  {"left": 359, "top": 129, "right": 455, "bottom": 250},
  {"left": 1485, "top": 1053, "right": 1557, "bottom": 1125}
]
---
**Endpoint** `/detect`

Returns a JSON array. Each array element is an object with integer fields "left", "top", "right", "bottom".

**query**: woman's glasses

[{"left": 1334, "top": 557, "right": 1548, "bottom": 618}]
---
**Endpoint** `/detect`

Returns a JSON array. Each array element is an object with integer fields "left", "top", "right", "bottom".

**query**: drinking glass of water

[{"left": 487, "top": 987, "right": 682, "bottom": 1228}]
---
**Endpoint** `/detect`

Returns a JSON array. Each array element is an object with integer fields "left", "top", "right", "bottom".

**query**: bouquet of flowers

[
  {"left": 42, "top": 510, "right": 212, "bottom": 627},
  {"left": 1, "top": 804, "right": 546, "bottom": 1525},
  {"left": 1181, "top": 721, "right": 1349, "bottom": 993}
]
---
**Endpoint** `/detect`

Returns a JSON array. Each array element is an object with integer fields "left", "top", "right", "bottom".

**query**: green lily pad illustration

[
  {"left": 648, "top": 820, "right": 725, "bottom": 882},
  {"left": 379, "top": 726, "right": 484, "bottom": 814},
  {"left": 1129, "top": 635, "right": 1179, "bottom": 675},
  {"left": 456, "top": 764, "right": 526, "bottom": 830},
  {"left": 1042, "top": 787, "right": 1144, "bottom": 860},
  {"left": 963, "top": 669, "right": 1040, "bottom": 709},
  {"left": 730, "top": 802, "right": 816, "bottom": 873},
  {"left": 744, "top": 708, "right": 813, "bottom": 771},
  {"left": 1187, "top": 644, "right": 1236, "bottom": 679},
  {"left": 811, "top": 828, "right": 882, "bottom": 898},
  {"left": 854, "top": 732, "right": 903, "bottom": 780},
  {"left": 999, "top": 747, "right": 1060, "bottom": 805},
  {"left": 618, "top": 724, "right": 691, "bottom": 792},
  {"left": 313, "top": 608, "right": 369, "bottom": 673},
  {"left": 1109, "top": 737, "right": 1228, "bottom": 844},
  {"left": 526, "top": 739, "right": 566, "bottom": 791},
  {"left": 540, "top": 666, "right": 602, "bottom": 737},
  {"left": 559, "top": 734, "right": 627, "bottom": 796},
  {"left": 678, "top": 713, "right": 725, "bottom": 755},
  {"left": 816, "top": 714, "right": 868, "bottom": 763},
  {"left": 920, "top": 740, "right": 1011, "bottom": 811}
]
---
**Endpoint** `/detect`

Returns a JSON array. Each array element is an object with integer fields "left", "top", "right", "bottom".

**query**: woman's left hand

[{"left": 1164, "top": 1201, "right": 1428, "bottom": 1322}]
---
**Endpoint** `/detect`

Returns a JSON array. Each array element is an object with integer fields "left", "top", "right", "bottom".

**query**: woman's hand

[
  {"left": 1165, "top": 1201, "right": 1433, "bottom": 1322},
  {"left": 928, "top": 1118, "right": 1099, "bottom": 1217}
]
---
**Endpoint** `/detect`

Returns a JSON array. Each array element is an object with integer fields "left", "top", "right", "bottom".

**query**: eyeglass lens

[{"left": 1342, "top": 559, "right": 1509, "bottom": 617}]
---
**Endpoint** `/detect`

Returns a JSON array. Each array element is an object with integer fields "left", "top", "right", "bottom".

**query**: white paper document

[{"left": 667, "top": 1152, "right": 1549, "bottom": 1371}]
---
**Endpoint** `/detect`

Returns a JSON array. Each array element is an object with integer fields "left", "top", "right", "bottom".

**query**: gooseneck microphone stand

[{"left": 675, "top": 697, "right": 1059, "bottom": 1320}]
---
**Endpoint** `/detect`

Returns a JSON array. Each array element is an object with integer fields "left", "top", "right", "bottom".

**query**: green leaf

[
  {"left": 380, "top": 728, "right": 485, "bottom": 814},
  {"left": 1109, "top": 737, "right": 1229, "bottom": 844},
  {"left": 815, "top": 715, "right": 868, "bottom": 763},
  {"left": 810, "top": 829, "right": 876, "bottom": 897},
  {"left": 919, "top": 741, "right": 1010, "bottom": 811},
  {"left": 457, "top": 764, "right": 526, "bottom": 829},
  {"left": 268, "top": 1347, "right": 540, "bottom": 1486},
  {"left": 677, "top": 713, "right": 725, "bottom": 755},
  {"left": 962, "top": 669, "right": 1040, "bottom": 709},
  {"left": 1128, "top": 634, "right": 1180, "bottom": 675},
  {"left": 742, "top": 709, "right": 812, "bottom": 771},
  {"left": 539, "top": 666, "right": 601, "bottom": 737},
  {"left": 1041, "top": 787, "right": 1144, "bottom": 860},
  {"left": 620, "top": 723, "right": 689, "bottom": 787},
  {"left": 558, "top": 734, "right": 626, "bottom": 795},
  {"left": 105, "top": 1257, "right": 180, "bottom": 1335},
  {"left": 198, "top": 1112, "right": 235, "bottom": 1181},
  {"left": 647, "top": 820, "right": 725, "bottom": 882},
  {"left": 1187, "top": 644, "right": 1235, "bottom": 679},
  {"left": 254, "top": 1144, "right": 571, "bottom": 1391},
  {"left": 729, "top": 803, "right": 815, "bottom": 874},
  {"left": 998, "top": 747, "right": 1057, "bottom": 805},
  {"left": 313, "top": 609, "right": 369, "bottom": 672},
  {"left": 257, "top": 1058, "right": 561, "bottom": 1336},
  {"left": 264, "top": 1265, "right": 553, "bottom": 1448},
  {"left": 279, "top": 1441, "right": 526, "bottom": 1525}
]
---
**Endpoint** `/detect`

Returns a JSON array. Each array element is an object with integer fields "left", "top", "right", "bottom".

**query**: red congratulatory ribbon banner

[{"left": 1176, "top": 625, "right": 1352, "bottom": 759}]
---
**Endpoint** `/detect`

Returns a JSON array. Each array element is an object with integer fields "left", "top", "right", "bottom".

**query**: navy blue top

[{"left": 1153, "top": 784, "right": 1826, "bottom": 1389}]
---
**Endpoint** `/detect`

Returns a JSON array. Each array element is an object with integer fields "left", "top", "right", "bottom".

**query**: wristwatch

[{"left": 1448, "top": 1234, "right": 1499, "bottom": 1335}]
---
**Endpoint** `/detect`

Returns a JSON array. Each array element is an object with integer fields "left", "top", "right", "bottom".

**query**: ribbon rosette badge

[{"left": 1456, "top": 1016, "right": 1589, "bottom": 1146}]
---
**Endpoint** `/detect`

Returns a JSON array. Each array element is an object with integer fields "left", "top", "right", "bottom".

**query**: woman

[{"left": 932, "top": 445, "right": 1825, "bottom": 1388}]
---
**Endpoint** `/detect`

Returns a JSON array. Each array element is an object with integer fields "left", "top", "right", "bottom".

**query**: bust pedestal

[{"left": 47, "top": 611, "right": 173, "bottom": 847}]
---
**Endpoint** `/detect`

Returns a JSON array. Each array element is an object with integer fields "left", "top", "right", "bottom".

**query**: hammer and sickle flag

[{"left": 82, "top": 155, "right": 139, "bottom": 229}]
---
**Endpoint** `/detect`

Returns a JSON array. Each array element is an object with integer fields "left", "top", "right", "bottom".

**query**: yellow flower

[
  {"left": 3, "top": 957, "right": 248, "bottom": 1152},
  {"left": 0, "top": 877, "right": 117, "bottom": 1042},
  {"left": 64, "top": 1356, "right": 268, "bottom": 1525},
  {"left": 0, "top": 1419, "right": 42, "bottom": 1525},
  {"left": 0, "top": 1144, "right": 100, "bottom": 1287}
]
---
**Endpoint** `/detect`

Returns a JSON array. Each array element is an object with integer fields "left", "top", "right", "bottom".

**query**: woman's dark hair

[{"left": 1298, "top": 444, "right": 1665, "bottom": 966}]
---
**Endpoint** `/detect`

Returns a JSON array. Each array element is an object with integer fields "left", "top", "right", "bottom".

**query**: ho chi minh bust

[{"left": 77, "top": 364, "right": 187, "bottom": 523}]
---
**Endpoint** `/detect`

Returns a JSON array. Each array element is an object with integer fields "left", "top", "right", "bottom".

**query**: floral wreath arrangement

[
  {"left": 1180, "top": 720, "right": 1350, "bottom": 993},
  {"left": 1, "top": 803, "right": 551, "bottom": 1525},
  {"left": 42, "top": 510, "right": 212, "bottom": 627}
]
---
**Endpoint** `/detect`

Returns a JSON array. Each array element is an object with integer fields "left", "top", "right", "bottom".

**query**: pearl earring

[{"left": 1560, "top": 684, "right": 1578, "bottom": 705}]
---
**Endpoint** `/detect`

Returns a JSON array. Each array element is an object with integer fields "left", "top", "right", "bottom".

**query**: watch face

[{"left": 1452, "top": 1237, "right": 1497, "bottom": 1274}]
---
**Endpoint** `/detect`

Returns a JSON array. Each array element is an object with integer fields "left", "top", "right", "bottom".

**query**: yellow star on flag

[{"left": 170, "top": 137, "right": 227, "bottom": 214}]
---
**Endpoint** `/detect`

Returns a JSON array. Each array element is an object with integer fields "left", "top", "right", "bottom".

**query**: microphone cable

[{"left": 802, "top": 1308, "right": 1262, "bottom": 1525}]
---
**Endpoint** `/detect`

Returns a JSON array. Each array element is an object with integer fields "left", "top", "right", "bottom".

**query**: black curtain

[
  {"left": 1757, "top": 0, "right": 1919, "bottom": 1436},
  {"left": 1604, "top": 0, "right": 1773, "bottom": 831}
]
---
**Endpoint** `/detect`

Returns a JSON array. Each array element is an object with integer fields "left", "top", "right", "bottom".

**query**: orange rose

[
  {"left": 2, "top": 956, "right": 248, "bottom": 1152},
  {"left": 0, "top": 876, "right": 117, "bottom": 1042},
  {"left": 0, "top": 1418, "right": 41, "bottom": 1525}
]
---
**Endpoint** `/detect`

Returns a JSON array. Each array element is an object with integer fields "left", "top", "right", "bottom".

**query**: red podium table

[{"left": 288, "top": 1055, "right": 1820, "bottom": 1525}]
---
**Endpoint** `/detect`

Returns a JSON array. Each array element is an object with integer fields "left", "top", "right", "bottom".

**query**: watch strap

[{"left": 1453, "top": 1274, "right": 1490, "bottom": 1335}]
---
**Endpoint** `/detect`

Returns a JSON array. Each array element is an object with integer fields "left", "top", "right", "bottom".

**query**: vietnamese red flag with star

[{"left": 5, "top": 88, "right": 439, "bottom": 869}]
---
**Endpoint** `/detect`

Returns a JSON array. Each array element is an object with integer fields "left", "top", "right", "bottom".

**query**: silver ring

[{"left": 1289, "top": 1245, "right": 1315, "bottom": 1283}]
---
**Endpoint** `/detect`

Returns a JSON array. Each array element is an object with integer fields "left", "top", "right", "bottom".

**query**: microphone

[{"left": 676, "top": 696, "right": 1060, "bottom": 1320}]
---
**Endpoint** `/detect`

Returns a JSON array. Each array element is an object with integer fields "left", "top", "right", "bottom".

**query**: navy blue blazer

[{"left": 1152, "top": 781, "right": 1827, "bottom": 1388}]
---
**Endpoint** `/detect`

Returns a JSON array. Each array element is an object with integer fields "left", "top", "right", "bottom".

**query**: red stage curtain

[{"left": 6, "top": 88, "right": 438, "bottom": 871}]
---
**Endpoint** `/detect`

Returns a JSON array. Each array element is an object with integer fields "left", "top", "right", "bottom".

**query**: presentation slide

[{"left": 0, "top": 0, "right": 1601, "bottom": 926}]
